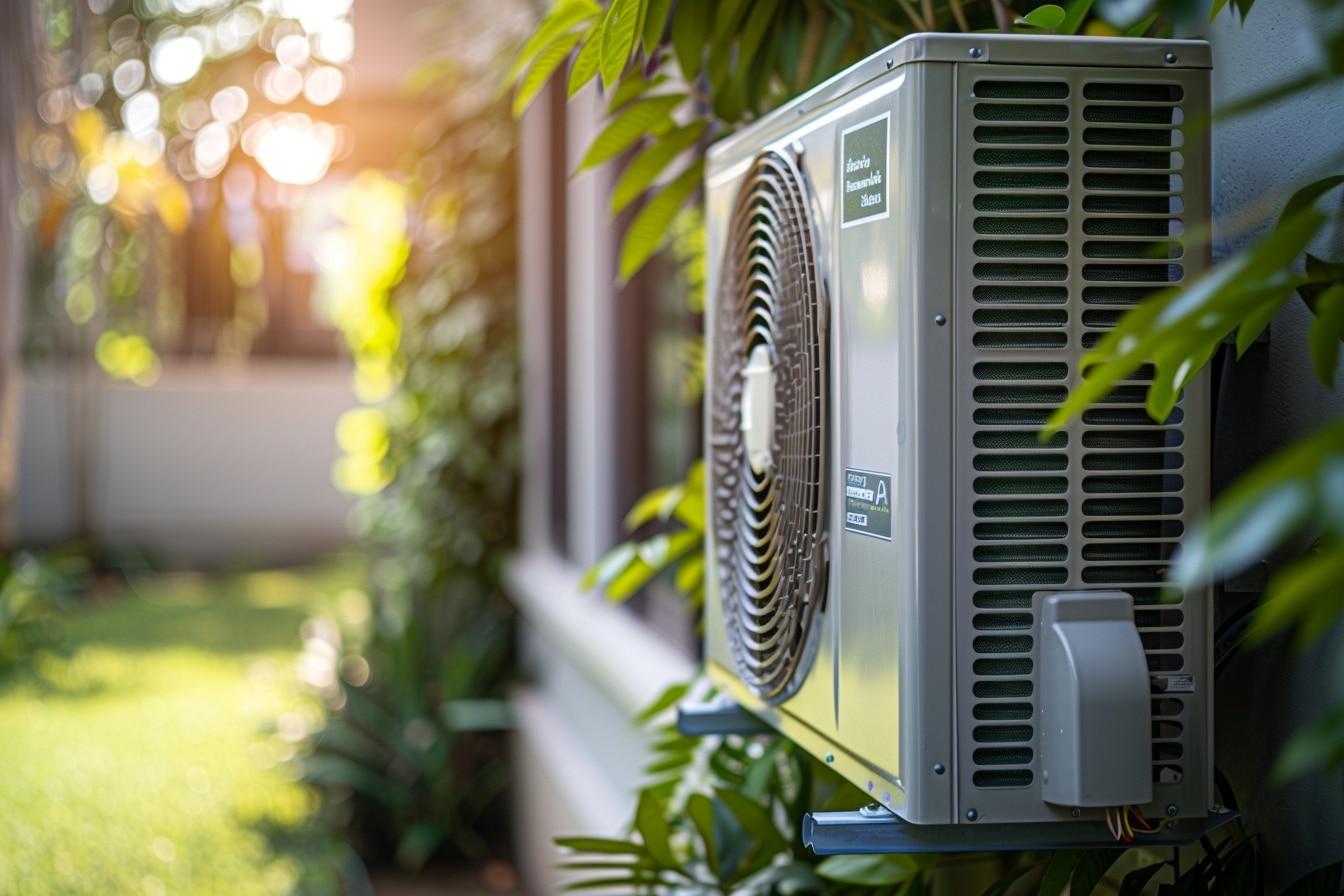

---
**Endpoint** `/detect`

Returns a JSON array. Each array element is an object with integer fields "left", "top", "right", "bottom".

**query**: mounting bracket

[
  {"left": 803, "top": 804, "right": 1241, "bottom": 855},
  {"left": 676, "top": 697, "right": 772, "bottom": 737}
]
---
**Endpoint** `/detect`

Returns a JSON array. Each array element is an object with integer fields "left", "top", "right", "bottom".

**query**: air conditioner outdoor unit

[{"left": 702, "top": 33, "right": 1217, "bottom": 843}]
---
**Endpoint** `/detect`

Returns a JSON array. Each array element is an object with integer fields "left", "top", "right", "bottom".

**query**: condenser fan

[{"left": 710, "top": 147, "right": 829, "bottom": 702}]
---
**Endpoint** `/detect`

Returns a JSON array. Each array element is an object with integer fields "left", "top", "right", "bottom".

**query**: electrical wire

[
  {"left": 1128, "top": 806, "right": 1158, "bottom": 834},
  {"left": 1105, "top": 806, "right": 1120, "bottom": 841}
]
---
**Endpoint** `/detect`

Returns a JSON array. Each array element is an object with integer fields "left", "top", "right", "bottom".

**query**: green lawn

[{"left": 0, "top": 559, "right": 366, "bottom": 895}]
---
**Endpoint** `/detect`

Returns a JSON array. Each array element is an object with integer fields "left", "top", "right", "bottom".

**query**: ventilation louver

[
  {"left": 710, "top": 148, "right": 829, "bottom": 703},
  {"left": 964, "top": 75, "right": 1193, "bottom": 794}
]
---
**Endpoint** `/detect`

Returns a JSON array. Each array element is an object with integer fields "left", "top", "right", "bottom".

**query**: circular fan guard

[{"left": 711, "top": 148, "right": 829, "bottom": 703}]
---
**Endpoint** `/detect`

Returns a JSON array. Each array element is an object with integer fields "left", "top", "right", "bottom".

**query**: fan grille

[{"left": 711, "top": 149, "right": 828, "bottom": 702}]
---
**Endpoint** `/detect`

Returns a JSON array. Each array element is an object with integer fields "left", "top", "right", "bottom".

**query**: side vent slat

[
  {"left": 966, "top": 74, "right": 1193, "bottom": 793},
  {"left": 967, "top": 78, "right": 1074, "bottom": 791},
  {"left": 1082, "top": 79, "right": 1190, "bottom": 787}
]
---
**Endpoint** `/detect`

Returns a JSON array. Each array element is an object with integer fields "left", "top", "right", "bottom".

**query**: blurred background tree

[{"left": 303, "top": 0, "right": 532, "bottom": 871}]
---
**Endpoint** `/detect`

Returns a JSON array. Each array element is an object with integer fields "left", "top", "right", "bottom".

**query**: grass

[{"left": 0, "top": 557, "right": 369, "bottom": 895}]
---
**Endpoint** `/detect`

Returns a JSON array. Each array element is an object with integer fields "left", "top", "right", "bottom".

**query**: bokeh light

[
  {"left": 120, "top": 90, "right": 160, "bottom": 136},
  {"left": 303, "top": 66, "right": 343, "bottom": 106},
  {"left": 150, "top": 34, "right": 205, "bottom": 85},
  {"left": 192, "top": 121, "right": 233, "bottom": 178},
  {"left": 112, "top": 59, "right": 146, "bottom": 97},
  {"left": 209, "top": 85, "right": 248, "bottom": 124},
  {"left": 314, "top": 22, "right": 354, "bottom": 64},
  {"left": 252, "top": 115, "right": 333, "bottom": 185}
]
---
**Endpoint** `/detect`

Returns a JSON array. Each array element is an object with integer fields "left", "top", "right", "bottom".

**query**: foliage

[
  {"left": 0, "top": 548, "right": 89, "bottom": 669},
  {"left": 555, "top": 685, "right": 874, "bottom": 896},
  {"left": 305, "top": 0, "right": 529, "bottom": 870},
  {"left": 511, "top": 0, "right": 1130, "bottom": 283},
  {"left": 24, "top": 0, "right": 355, "bottom": 374},
  {"left": 0, "top": 562, "right": 354, "bottom": 894},
  {"left": 560, "top": 683, "right": 1344, "bottom": 895},
  {"left": 1046, "top": 0, "right": 1344, "bottom": 779}
]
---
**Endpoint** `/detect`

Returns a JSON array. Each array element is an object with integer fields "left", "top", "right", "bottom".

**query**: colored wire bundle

[{"left": 1106, "top": 806, "right": 1158, "bottom": 842}]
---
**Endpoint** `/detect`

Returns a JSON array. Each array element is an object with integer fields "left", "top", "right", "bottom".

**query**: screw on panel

[
  {"left": 1071, "top": 808, "right": 1081, "bottom": 818},
  {"left": 933, "top": 763, "right": 945, "bottom": 775},
  {"left": 968, "top": 47, "right": 983, "bottom": 59},
  {"left": 798, "top": 107, "right": 806, "bottom": 116},
  {"left": 966, "top": 808, "right": 979, "bottom": 821},
  {"left": 1166, "top": 804, "right": 1179, "bottom": 817},
  {"left": 934, "top": 314, "right": 947, "bottom": 326},
  {"left": 825, "top": 753, "right": 834, "bottom": 763},
  {"left": 868, "top": 781, "right": 875, "bottom": 792},
  {"left": 791, "top": 140, "right": 806, "bottom": 158},
  {"left": 1165, "top": 52, "right": 1178, "bottom": 64},
  {"left": 883, "top": 791, "right": 892, "bottom": 802},
  {"left": 886, "top": 58, "right": 895, "bottom": 69}
]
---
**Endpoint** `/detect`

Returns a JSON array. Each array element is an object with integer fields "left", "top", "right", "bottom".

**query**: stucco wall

[
  {"left": 16, "top": 360, "right": 357, "bottom": 565},
  {"left": 1207, "top": 0, "right": 1344, "bottom": 886}
]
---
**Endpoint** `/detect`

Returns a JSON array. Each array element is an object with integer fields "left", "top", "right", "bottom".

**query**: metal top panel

[{"left": 707, "top": 34, "right": 1211, "bottom": 173}]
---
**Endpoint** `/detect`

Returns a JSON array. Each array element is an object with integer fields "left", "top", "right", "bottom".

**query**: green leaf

[
  {"left": 1118, "top": 862, "right": 1167, "bottom": 896},
  {"left": 624, "top": 481, "right": 682, "bottom": 529},
  {"left": 1045, "top": 206, "right": 1324, "bottom": 435},
  {"left": 671, "top": 0, "right": 711, "bottom": 81},
  {"left": 1059, "top": 0, "right": 1094, "bottom": 34},
  {"left": 1255, "top": 542, "right": 1344, "bottom": 647},
  {"left": 563, "top": 874, "right": 664, "bottom": 890},
  {"left": 1217, "top": 839, "right": 1259, "bottom": 896},
  {"left": 560, "top": 860, "right": 655, "bottom": 873},
  {"left": 569, "top": 32, "right": 604, "bottom": 97},
  {"left": 777, "top": 5, "right": 805, "bottom": 90},
  {"left": 634, "top": 681, "right": 690, "bottom": 723},
  {"left": 636, "top": 528, "right": 699, "bottom": 570},
  {"left": 1125, "top": 12, "right": 1159, "bottom": 36},
  {"left": 1279, "top": 174, "right": 1344, "bottom": 227},
  {"left": 1015, "top": 4, "right": 1067, "bottom": 32},
  {"left": 1308, "top": 285, "right": 1344, "bottom": 387},
  {"left": 598, "top": 0, "right": 643, "bottom": 90},
  {"left": 582, "top": 541, "right": 636, "bottom": 590},
  {"left": 620, "top": 159, "right": 702, "bottom": 282},
  {"left": 635, "top": 789, "right": 680, "bottom": 868},
  {"left": 1069, "top": 849, "right": 1123, "bottom": 896},
  {"left": 686, "top": 793, "right": 722, "bottom": 881},
  {"left": 556, "top": 836, "right": 650, "bottom": 856},
  {"left": 735, "top": 0, "right": 776, "bottom": 87},
  {"left": 1038, "top": 851, "right": 1084, "bottom": 896},
  {"left": 806, "top": 14, "right": 852, "bottom": 89},
  {"left": 1278, "top": 861, "right": 1343, "bottom": 896},
  {"left": 607, "top": 555, "right": 658, "bottom": 599},
  {"left": 607, "top": 71, "right": 670, "bottom": 114},
  {"left": 980, "top": 864, "right": 1041, "bottom": 896},
  {"left": 642, "top": 0, "right": 673, "bottom": 50},
  {"left": 713, "top": 0, "right": 755, "bottom": 38},
  {"left": 674, "top": 551, "right": 704, "bottom": 595},
  {"left": 395, "top": 823, "right": 443, "bottom": 870},
  {"left": 1175, "top": 418, "right": 1344, "bottom": 609},
  {"left": 714, "top": 787, "right": 788, "bottom": 857},
  {"left": 514, "top": 29, "right": 585, "bottom": 117},
  {"left": 611, "top": 119, "right": 707, "bottom": 214},
  {"left": 816, "top": 855, "right": 919, "bottom": 887},
  {"left": 579, "top": 93, "right": 685, "bottom": 170},
  {"left": 508, "top": 0, "right": 600, "bottom": 85}
]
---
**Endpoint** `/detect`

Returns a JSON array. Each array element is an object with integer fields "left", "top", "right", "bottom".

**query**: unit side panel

[
  {"left": 951, "top": 62, "right": 1213, "bottom": 825},
  {"left": 900, "top": 62, "right": 958, "bottom": 825}
]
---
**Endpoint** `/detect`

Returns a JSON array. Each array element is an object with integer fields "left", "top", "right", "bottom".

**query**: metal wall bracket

[
  {"left": 676, "top": 697, "right": 772, "bottom": 737},
  {"left": 803, "top": 804, "right": 1241, "bottom": 854}
]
